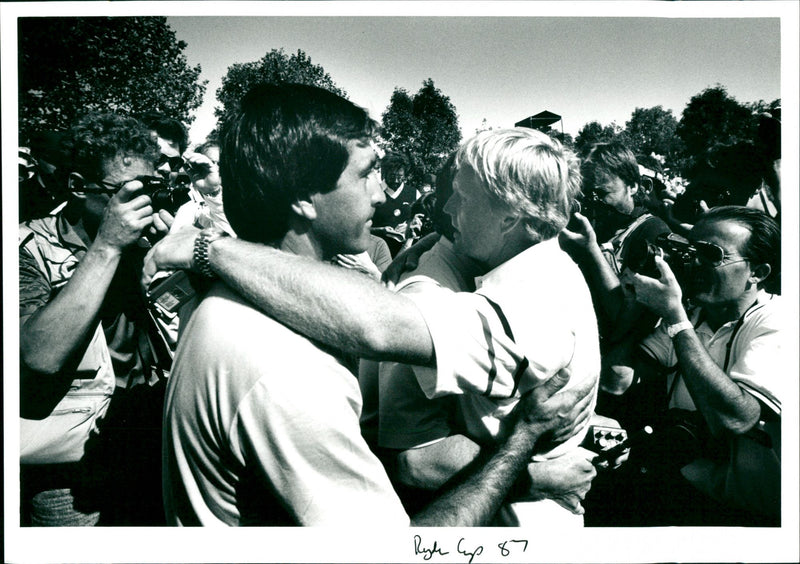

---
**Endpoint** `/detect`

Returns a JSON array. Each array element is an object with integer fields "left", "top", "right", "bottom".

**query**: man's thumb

[{"left": 540, "top": 366, "right": 571, "bottom": 399}]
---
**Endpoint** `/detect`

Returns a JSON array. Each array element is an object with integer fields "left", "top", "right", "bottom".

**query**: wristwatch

[
  {"left": 193, "top": 227, "right": 229, "bottom": 278},
  {"left": 666, "top": 320, "right": 693, "bottom": 339}
]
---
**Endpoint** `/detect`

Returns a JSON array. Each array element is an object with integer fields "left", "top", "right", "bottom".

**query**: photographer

[
  {"left": 19, "top": 112, "right": 173, "bottom": 526},
  {"left": 563, "top": 142, "right": 671, "bottom": 346},
  {"left": 603, "top": 206, "right": 782, "bottom": 526},
  {"left": 171, "top": 139, "right": 234, "bottom": 236}
]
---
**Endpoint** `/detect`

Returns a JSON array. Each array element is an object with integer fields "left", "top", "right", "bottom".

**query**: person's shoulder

[
  {"left": 19, "top": 214, "right": 59, "bottom": 246},
  {"left": 630, "top": 212, "right": 670, "bottom": 242},
  {"left": 747, "top": 293, "right": 785, "bottom": 328}
]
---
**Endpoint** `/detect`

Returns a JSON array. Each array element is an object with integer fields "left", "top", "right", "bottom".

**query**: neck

[
  {"left": 278, "top": 228, "right": 323, "bottom": 261},
  {"left": 700, "top": 291, "right": 759, "bottom": 331},
  {"left": 483, "top": 232, "right": 538, "bottom": 273}
]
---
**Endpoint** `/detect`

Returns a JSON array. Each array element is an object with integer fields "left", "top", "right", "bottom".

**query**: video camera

[{"left": 624, "top": 232, "right": 697, "bottom": 289}]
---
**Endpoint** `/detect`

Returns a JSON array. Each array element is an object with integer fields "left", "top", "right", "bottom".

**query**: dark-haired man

[
  {"left": 20, "top": 112, "right": 172, "bottom": 525},
  {"left": 371, "top": 151, "right": 418, "bottom": 255},
  {"left": 606, "top": 206, "right": 783, "bottom": 526},
  {"left": 159, "top": 83, "right": 593, "bottom": 526},
  {"left": 140, "top": 113, "right": 189, "bottom": 185}
]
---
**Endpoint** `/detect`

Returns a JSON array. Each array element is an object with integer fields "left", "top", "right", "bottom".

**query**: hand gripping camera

[
  {"left": 624, "top": 232, "right": 697, "bottom": 289},
  {"left": 137, "top": 176, "right": 191, "bottom": 216}
]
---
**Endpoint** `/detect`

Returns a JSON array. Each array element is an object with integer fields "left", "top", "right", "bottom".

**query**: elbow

[
  {"left": 710, "top": 405, "right": 762, "bottom": 438},
  {"left": 20, "top": 328, "right": 66, "bottom": 375},
  {"left": 20, "top": 347, "right": 63, "bottom": 376},
  {"left": 361, "top": 324, "right": 395, "bottom": 357},
  {"left": 726, "top": 411, "right": 763, "bottom": 437},
  {"left": 396, "top": 450, "right": 441, "bottom": 491}
]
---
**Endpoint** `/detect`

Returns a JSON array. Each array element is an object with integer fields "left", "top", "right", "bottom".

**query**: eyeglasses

[
  {"left": 156, "top": 154, "right": 185, "bottom": 171},
  {"left": 693, "top": 240, "right": 749, "bottom": 267},
  {"left": 368, "top": 140, "right": 385, "bottom": 160}
]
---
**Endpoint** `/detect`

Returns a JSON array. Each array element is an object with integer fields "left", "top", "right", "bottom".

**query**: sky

[{"left": 164, "top": 7, "right": 783, "bottom": 146}]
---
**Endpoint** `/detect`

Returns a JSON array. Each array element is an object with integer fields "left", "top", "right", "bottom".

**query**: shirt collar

[
  {"left": 384, "top": 181, "right": 406, "bottom": 199},
  {"left": 475, "top": 237, "right": 561, "bottom": 290}
]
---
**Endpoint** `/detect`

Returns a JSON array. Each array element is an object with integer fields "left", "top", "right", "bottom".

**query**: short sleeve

[
  {"left": 378, "top": 359, "right": 455, "bottom": 450},
  {"left": 639, "top": 321, "right": 675, "bottom": 367},
  {"left": 727, "top": 305, "right": 783, "bottom": 413},
  {"left": 407, "top": 288, "right": 570, "bottom": 400},
  {"left": 19, "top": 245, "right": 52, "bottom": 320}
]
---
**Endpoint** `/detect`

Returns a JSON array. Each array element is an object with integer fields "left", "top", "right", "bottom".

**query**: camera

[
  {"left": 624, "top": 232, "right": 697, "bottom": 288},
  {"left": 137, "top": 176, "right": 191, "bottom": 216}
]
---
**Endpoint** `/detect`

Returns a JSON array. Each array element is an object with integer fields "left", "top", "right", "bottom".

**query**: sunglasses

[
  {"left": 693, "top": 240, "right": 749, "bottom": 267},
  {"left": 156, "top": 154, "right": 185, "bottom": 171}
]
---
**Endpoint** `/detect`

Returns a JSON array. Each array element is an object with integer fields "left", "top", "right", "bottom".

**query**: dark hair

[
  {"left": 582, "top": 142, "right": 643, "bottom": 203},
  {"left": 381, "top": 152, "right": 409, "bottom": 174},
  {"left": 65, "top": 112, "right": 159, "bottom": 183},
  {"left": 431, "top": 152, "right": 458, "bottom": 240},
  {"left": 220, "top": 83, "right": 377, "bottom": 244},
  {"left": 697, "top": 205, "right": 781, "bottom": 294},
  {"left": 27, "top": 130, "right": 70, "bottom": 168},
  {"left": 139, "top": 113, "right": 189, "bottom": 154}
]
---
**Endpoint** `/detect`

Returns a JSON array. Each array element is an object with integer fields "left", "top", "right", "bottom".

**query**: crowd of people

[{"left": 18, "top": 83, "right": 783, "bottom": 529}]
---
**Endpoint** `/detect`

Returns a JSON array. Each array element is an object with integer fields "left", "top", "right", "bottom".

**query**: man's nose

[{"left": 369, "top": 173, "right": 386, "bottom": 206}]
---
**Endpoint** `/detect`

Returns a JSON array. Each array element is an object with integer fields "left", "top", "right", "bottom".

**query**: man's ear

[
  {"left": 290, "top": 196, "right": 317, "bottom": 221},
  {"left": 629, "top": 182, "right": 640, "bottom": 197},
  {"left": 67, "top": 172, "right": 86, "bottom": 192},
  {"left": 500, "top": 209, "right": 522, "bottom": 235},
  {"left": 751, "top": 262, "right": 771, "bottom": 285}
]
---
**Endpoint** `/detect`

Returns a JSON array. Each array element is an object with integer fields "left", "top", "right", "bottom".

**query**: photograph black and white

[{"left": 3, "top": 1, "right": 798, "bottom": 563}]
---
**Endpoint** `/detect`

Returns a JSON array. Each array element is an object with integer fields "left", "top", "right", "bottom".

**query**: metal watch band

[
  {"left": 666, "top": 320, "right": 693, "bottom": 339},
  {"left": 193, "top": 228, "right": 228, "bottom": 278}
]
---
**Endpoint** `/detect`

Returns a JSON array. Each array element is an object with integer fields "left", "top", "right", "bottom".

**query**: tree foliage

[
  {"left": 19, "top": 17, "right": 206, "bottom": 143},
  {"left": 624, "top": 106, "right": 679, "bottom": 158},
  {"left": 623, "top": 105, "right": 683, "bottom": 171},
  {"left": 381, "top": 78, "right": 461, "bottom": 183},
  {"left": 542, "top": 128, "right": 575, "bottom": 150},
  {"left": 214, "top": 48, "right": 347, "bottom": 130},
  {"left": 574, "top": 121, "right": 622, "bottom": 157},
  {"left": 676, "top": 85, "right": 757, "bottom": 158}
]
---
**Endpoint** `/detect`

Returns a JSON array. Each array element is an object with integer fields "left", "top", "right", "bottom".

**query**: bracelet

[
  {"left": 666, "top": 320, "right": 693, "bottom": 339},
  {"left": 192, "top": 228, "right": 229, "bottom": 278}
]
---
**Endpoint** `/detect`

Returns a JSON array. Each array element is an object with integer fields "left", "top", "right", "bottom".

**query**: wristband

[
  {"left": 192, "top": 228, "right": 229, "bottom": 278},
  {"left": 666, "top": 320, "right": 693, "bottom": 339}
]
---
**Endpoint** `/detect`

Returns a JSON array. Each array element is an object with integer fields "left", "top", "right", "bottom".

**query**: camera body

[
  {"left": 624, "top": 232, "right": 697, "bottom": 288},
  {"left": 137, "top": 176, "right": 191, "bottom": 215}
]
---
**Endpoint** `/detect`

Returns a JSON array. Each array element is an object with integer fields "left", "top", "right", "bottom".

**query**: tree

[
  {"left": 381, "top": 78, "right": 461, "bottom": 184},
  {"left": 624, "top": 106, "right": 679, "bottom": 158},
  {"left": 214, "top": 49, "right": 347, "bottom": 130},
  {"left": 19, "top": 17, "right": 206, "bottom": 143},
  {"left": 544, "top": 129, "right": 575, "bottom": 150},
  {"left": 623, "top": 106, "right": 683, "bottom": 172},
  {"left": 574, "top": 121, "right": 622, "bottom": 157},
  {"left": 676, "top": 85, "right": 756, "bottom": 158},
  {"left": 381, "top": 89, "right": 419, "bottom": 157}
]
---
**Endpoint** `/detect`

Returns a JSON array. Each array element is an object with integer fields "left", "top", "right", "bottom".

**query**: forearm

[
  {"left": 672, "top": 329, "right": 761, "bottom": 435},
  {"left": 579, "top": 244, "right": 625, "bottom": 321},
  {"left": 410, "top": 424, "right": 540, "bottom": 526},
  {"left": 396, "top": 435, "right": 482, "bottom": 490},
  {"left": 208, "top": 237, "right": 434, "bottom": 365},
  {"left": 21, "top": 241, "right": 121, "bottom": 374}
]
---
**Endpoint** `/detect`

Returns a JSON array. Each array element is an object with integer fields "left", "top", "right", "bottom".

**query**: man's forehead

[
  {"left": 692, "top": 219, "right": 749, "bottom": 246},
  {"left": 349, "top": 138, "right": 380, "bottom": 159},
  {"left": 157, "top": 136, "right": 180, "bottom": 156}
]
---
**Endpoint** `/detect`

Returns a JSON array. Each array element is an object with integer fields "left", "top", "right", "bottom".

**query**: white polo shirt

[{"left": 407, "top": 238, "right": 601, "bottom": 457}]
